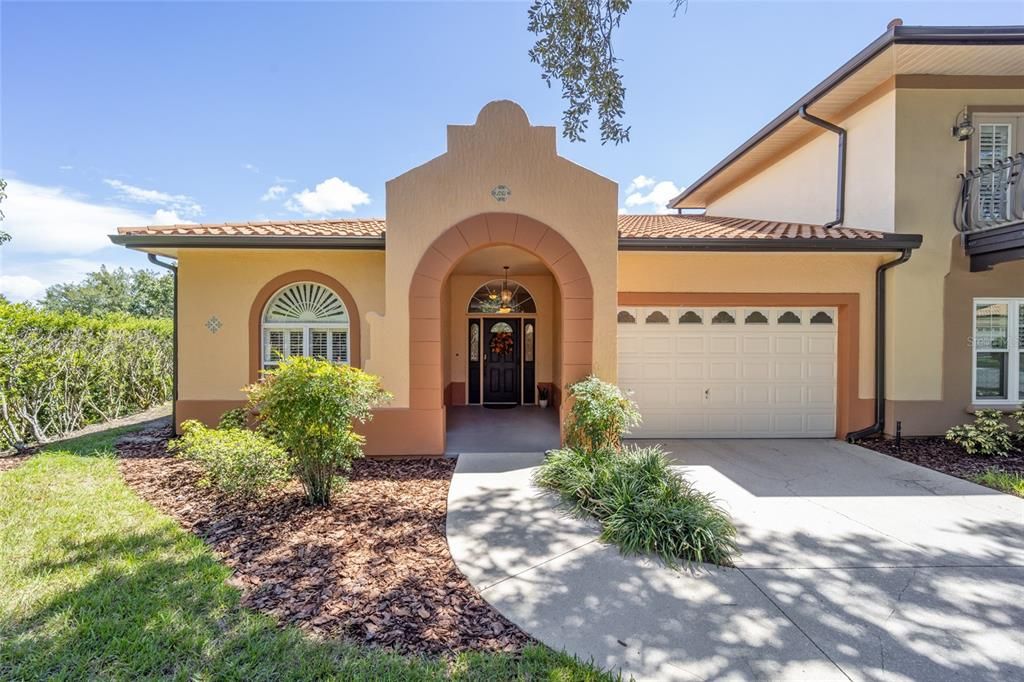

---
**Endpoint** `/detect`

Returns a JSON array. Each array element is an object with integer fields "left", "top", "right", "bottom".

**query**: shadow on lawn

[
  {"left": 448, "top": 480, "right": 1024, "bottom": 682},
  {"left": 4, "top": 526, "right": 597, "bottom": 681}
]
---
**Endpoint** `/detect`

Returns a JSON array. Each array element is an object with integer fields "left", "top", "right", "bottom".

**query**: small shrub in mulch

[
  {"left": 116, "top": 430, "right": 529, "bottom": 657},
  {"left": 858, "top": 436, "right": 1024, "bottom": 481}
]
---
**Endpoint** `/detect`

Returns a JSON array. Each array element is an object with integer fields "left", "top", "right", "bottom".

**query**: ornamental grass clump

[
  {"left": 170, "top": 420, "right": 291, "bottom": 500},
  {"left": 536, "top": 445, "right": 739, "bottom": 567},
  {"left": 535, "top": 376, "right": 739, "bottom": 567},
  {"left": 245, "top": 356, "right": 391, "bottom": 506}
]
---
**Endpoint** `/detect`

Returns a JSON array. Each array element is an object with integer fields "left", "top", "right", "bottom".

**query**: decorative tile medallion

[
  {"left": 491, "top": 185, "right": 511, "bottom": 202},
  {"left": 205, "top": 315, "right": 222, "bottom": 334}
]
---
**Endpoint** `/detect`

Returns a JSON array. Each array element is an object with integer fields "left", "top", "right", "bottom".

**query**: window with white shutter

[
  {"left": 973, "top": 113, "right": 1024, "bottom": 224},
  {"left": 261, "top": 282, "right": 351, "bottom": 369},
  {"left": 978, "top": 122, "right": 1012, "bottom": 221}
]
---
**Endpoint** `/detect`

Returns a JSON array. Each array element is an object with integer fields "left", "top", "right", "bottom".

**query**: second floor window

[{"left": 975, "top": 113, "right": 1023, "bottom": 222}]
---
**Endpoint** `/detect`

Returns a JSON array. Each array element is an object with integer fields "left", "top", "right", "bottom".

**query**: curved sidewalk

[{"left": 445, "top": 444, "right": 1024, "bottom": 682}]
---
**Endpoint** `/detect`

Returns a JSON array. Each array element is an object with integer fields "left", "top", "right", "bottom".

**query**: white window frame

[
  {"left": 971, "top": 298, "right": 1022, "bottom": 404},
  {"left": 261, "top": 282, "right": 350, "bottom": 369}
]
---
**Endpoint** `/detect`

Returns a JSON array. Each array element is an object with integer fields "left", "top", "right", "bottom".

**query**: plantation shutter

[
  {"left": 264, "top": 330, "right": 286, "bottom": 367},
  {"left": 331, "top": 331, "right": 348, "bottom": 364},
  {"left": 978, "top": 123, "right": 1012, "bottom": 220}
]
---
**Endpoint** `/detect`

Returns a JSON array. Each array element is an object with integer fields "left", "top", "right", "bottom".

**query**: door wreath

[{"left": 490, "top": 331, "right": 514, "bottom": 356}]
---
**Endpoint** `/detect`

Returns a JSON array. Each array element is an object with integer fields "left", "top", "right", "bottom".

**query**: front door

[{"left": 483, "top": 318, "right": 519, "bottom": 403}]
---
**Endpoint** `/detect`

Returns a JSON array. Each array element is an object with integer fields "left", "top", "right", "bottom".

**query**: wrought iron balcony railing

[{"left": 955, "top": 153, "right": 1024, "bottom": 233}]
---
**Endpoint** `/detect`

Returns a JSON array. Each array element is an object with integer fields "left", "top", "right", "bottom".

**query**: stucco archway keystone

[{"left": 408, "top": 212, "right": 594, "bottom": 413}]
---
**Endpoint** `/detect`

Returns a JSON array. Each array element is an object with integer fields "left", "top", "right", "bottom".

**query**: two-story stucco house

[{"left": 111, "top": 23, "right": 1023, "bottom": 455}]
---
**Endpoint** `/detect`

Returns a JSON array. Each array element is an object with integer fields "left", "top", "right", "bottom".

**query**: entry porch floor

[{"left": 444, "top": 405, "right": 560, "bottom": 456}]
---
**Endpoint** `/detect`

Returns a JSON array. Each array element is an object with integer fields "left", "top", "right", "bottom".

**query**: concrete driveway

[{"left": 446, "top": 440, "right": 1024, "bottom": 681}]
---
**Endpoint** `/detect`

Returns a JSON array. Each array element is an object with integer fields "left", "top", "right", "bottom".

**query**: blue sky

[{"left": 2, "top": 1, "right": 1020, "bottom": 301}]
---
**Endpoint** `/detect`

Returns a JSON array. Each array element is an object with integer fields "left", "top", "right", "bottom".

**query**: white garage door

[{"left": 617, "top": 306, "right": 837, "bottom": 438}]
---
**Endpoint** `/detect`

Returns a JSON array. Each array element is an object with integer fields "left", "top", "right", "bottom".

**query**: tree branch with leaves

[{"left": 527, "top": 0, "right": 686, "bottom": 145}]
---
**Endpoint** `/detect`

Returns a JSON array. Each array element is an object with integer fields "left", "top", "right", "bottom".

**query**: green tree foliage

[
  {"left": 245, "top": 357, "right": 392, "bottom": 506},
  {"left": 0, "top": 177, "right": 9, "bottom": 245},
  {"left": 527, "top": 0, "right": 686, "bottom": 144},
  {"left": 41, "top": 266, "right": 173, "bottom": 319},
  {"left": 0, "top": 302, "right": 172, "bottom": 449}
]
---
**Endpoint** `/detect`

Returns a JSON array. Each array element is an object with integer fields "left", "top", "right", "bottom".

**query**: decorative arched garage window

[{"left": 262, "top": 282, "right": 349, "bottom": 369}]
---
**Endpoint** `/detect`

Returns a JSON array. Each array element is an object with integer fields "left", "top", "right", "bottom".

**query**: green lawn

[
  {"left": 0, "top": 426, "right": 614, "bottom": 681},
  {"left": 972, "top": 469, "right": 1024, "bottom": 498}
]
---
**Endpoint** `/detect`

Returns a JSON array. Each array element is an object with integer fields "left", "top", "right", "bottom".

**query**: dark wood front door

[{"left": 483, "top": 318, "right": 519, "bottom": 404}]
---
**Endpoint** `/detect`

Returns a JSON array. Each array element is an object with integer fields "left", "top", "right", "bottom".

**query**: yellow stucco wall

[
  {"left": 707, "top": 90, "right": 897, "bottom": 231},
  {"left": 618, "top": 251, "right": 886, "bottom": 400},
  {"left": 380, "top": 101, "right": 619, "bottom": 407},
  {"left": 890, "top": 87, "right": 1024, "bottom": 404},
  {"left": 177, "top": 248, "right": 385, "bottom": 401},
  {"left": 447, "top": 274, "right": 555, "bottom": 393}
]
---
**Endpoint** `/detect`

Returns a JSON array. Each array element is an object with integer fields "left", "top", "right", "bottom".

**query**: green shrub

[
  {"left": 945, "top": 409, "right": 1014, "bottom": 456},
  {"left": 0, "top": 302, "right": 172, "bottom": 449},
  {"left": 245, "top": 356, "right": 391, "bottom": 506},
  {"left": 217, "top": 407, "right": 249, "bottom": 431},
  {"left": 563, "top": 375, "right": 641, "bottom": 451},
  {"left": 170, "top": 420, "right": 292, "bottom": 500},
  {"left": 535, "top": 445, "right": 739, "bottom": 567},
  {"left": 1011, "top": 407, "right": 1024, "bottom": 443}
]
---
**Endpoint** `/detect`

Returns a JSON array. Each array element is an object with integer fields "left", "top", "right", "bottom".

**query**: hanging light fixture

[{"left": 498, "top": 266, "right": 513, "bottom": 313}]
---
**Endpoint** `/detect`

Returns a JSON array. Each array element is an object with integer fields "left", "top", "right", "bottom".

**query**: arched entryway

[{"left": 408, "top": 213, "right": 594, "bottom": 452}]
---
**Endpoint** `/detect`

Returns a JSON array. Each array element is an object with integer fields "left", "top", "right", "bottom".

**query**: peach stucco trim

[
  {"left": 247, "top": 269, "right": 363, "bottom": 384},
  {"left": 618, "top": 292, "right": 868, "bottom": 439},
  {"left": 409, "top": 213, "right": 595, "bottom": 419}
]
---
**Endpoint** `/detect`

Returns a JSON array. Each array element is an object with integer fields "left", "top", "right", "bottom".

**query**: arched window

[
  {"left": 262, "top": 282, "right": 349, "bottom": 369},
  {"left": 468, "top": 279, "right": 536, "bottom": 314}
]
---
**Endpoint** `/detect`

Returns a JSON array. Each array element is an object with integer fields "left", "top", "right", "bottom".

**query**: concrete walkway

[{"left": 446, "top": 440, "right": 1024, "bottom": 681}]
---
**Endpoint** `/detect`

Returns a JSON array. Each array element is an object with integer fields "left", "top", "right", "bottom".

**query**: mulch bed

[
  {"left": 116, "top": 426, "right": 530, "bottom": 656},
  {"left": 0, "top": 453, "right": 31, "bottom": 473},
  {"left": 857, "top": 436, "right": 1024, "bottom": 480}
]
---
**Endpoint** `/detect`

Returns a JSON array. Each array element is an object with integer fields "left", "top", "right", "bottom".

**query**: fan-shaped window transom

[
  {"left": 262, "top": 282, "right": 350, "bottom": 369},
  {"left": 468, "top": 279, "right": 536, "bottom": 314}
]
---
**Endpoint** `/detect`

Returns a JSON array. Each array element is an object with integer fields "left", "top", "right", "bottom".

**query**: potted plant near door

[{"left": 538, "top": 385, "right": 550, "bottom": 408}]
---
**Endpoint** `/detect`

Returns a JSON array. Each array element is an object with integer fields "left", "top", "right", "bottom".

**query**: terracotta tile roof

[
  {"left": 116, "top": 218, "right": 386, "bottom": 238},
  {"left": 114, "top": 214, "right": 910, "bottom": 247},
  {"left": 616, "top": 213, "right": 889, "bottom": 240}
]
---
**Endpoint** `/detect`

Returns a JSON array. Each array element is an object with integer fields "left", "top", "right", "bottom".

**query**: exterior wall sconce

[{"left": 952, "top": 109, "right": 974, "bottom": 142}]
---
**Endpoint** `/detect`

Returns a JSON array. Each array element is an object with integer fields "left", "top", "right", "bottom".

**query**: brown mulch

[
  {"left": 0, "top": 454, "right": 31, "bottom": 473},
  {"left": 858, "top": 436, "right": 1024, "bottom": 480},
  {"left": 116, "top": 430, "right": 530, "bottom": 657}
]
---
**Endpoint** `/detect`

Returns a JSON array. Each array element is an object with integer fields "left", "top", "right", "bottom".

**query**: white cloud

[
  {"left": 151, "top": 209, "right": 196, "bottom": 225},
  {"left": 242, "top": 163, "right": 260, "bottom": 173},
  {"left": 261, "top": 184, "right": 287, "bottom": 202},
  {"left": 2, "top": 179, "right": 151, "bottom": 254},
  {"left": 623, "top": 178, "right": 683, "bottom": 214},
  {"left": 0, "top": 258, "right": 105, "bottom": 302},
  {"left": 58, "top": 165, "right": 74, "bottom": 171},
  {"left": 103, "top": 178, "right": 202, "bottom": 216},
  {"left": 626, "top": 175, "right": 655, "bottom": 193},
  {"left": 0, "top": 275, "right": 46, "bottom": 302},
  {"left": 286, "top": 177, "right": 370, "bottom": 215}
]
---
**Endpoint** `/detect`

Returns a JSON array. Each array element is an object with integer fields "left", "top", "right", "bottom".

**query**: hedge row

[{"left": 0, "top": 303, "right": 172, "bottom": 449}]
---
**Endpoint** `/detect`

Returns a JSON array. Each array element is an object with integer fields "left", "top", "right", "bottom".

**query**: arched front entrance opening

[{"left": 408, "top": 213, "right": 594, "bottom": 453}]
